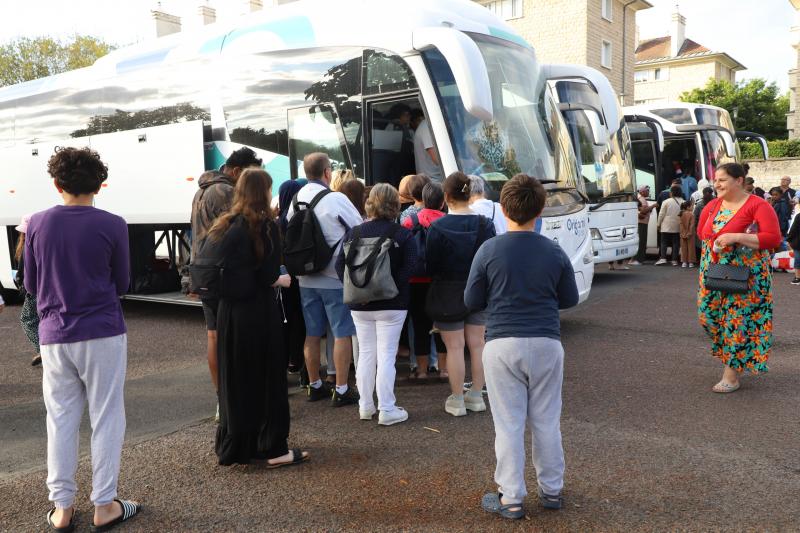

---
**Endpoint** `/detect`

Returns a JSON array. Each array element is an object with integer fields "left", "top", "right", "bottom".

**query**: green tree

[
  {"left": 680, "top": 78, "right": 789, "bottom": 140},
  {"left": 0, "top": 35, "right": 113, "bottom": 87}
]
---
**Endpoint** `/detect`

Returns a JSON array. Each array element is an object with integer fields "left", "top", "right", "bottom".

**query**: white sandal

[{"left": 712, "top": 381, "right": 740, "bottom": 393}]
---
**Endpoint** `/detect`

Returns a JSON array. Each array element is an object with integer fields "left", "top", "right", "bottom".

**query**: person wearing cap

[
  {"left": 14, "top": 214, "right": 42, "bottom": 366},
  {"left": 190, "top": 147, "right": 263, "bottom": 420},
  {"left": 630, "top": 184, "right": 656, "bottom": 265}
]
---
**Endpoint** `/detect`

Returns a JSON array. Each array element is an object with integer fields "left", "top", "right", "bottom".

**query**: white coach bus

[
  {"left": 622, "top": 102, "right": 768, "bottom": 248},
  {"left": 0, "top": 0, "right": 615, "bottom": 305},
  {"left": 550, "top": 72, "right": 638, "bottom": 265}
]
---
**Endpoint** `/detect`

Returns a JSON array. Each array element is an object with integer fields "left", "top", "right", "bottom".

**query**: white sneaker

[
  {"left": 654, "top": 258, "right": 667, "bottom": 265},
  {"left": 215, "top": 403, "right": 220, "bottom": 423},
  {"left": 671, "top": 261, "right": 679, "bottom": 266},
  {"left": 359, "top": 406, "right": 377, "bottom": 421},
  {"left": 628, "top": 260, "right": 642, "bottom": 266},
  {"left": 688, "top": 263, "right": 695, "bottom": 268},
  {"left": 378, "top": 407, "right": 408, "bottom": 426},
  {"left": 464, "top": 391, "right": 486, "bottom": 412},
  {"left": 445, "top": 395, "right": 467, "bottom": 417},
  {"left": 681, "top": 262, "right": 688, "bottom": 268}
]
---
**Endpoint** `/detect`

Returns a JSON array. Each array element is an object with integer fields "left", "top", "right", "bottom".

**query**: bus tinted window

[
  {"left": 651, "top": 108, "right": 692, "bottom": 124},
  {"left": 72, "top": 59, "right": 213, "bottom": 138},
  {"left": 0, "top": 104, "right": 13, "bottom": 147},
  {"left": 695, "top": 107, "right": 734, "bottom": 131},
  {"left": 288, "top": 106, "right": 347, "bottom": 172},
  {"left": 221, "top": 47, "right": 364, "bottom": 176},
  {"left": 12, "top": 87, "right": 99, "bottom": 143},
  {"left": 364, "top": 50, "right": 418, "bottom": 95}
]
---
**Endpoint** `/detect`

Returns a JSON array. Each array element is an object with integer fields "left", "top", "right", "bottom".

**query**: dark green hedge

[{"left": 741, "top": 139, "right": 800, "bottom": 160}]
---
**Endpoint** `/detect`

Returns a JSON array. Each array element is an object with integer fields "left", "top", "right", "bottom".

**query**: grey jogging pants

[
  {"left": 41, "top": 334, "right": 127, "bottom": 508},
  {"left": 483, "top": 336, "right": 565, "bottom": 503}
]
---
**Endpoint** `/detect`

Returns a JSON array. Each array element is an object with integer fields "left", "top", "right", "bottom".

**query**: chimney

[
  {"left": 670, "top": 5, "right": 686, "bottom": 57},
  {"left": 152, "top": 3, "right": 182, "bottom": 37},
  {"left": 197, "top": 2, "right": 216, "bottom": 25}
]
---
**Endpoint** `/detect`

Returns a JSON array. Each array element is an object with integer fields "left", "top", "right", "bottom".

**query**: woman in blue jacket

[{"left": 426, "top": 172, "right": 495, "bottom": 417}]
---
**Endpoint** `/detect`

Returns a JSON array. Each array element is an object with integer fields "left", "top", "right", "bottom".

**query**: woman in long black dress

[{"left": 206, "top": 168, "right": 309, "bottom": 467}]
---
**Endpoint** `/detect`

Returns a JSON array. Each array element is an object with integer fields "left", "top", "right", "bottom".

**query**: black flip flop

[
  {"left": 46, "top": 508, "right": 76, "bottom": 532},
  {"left": 266, "top": 448, "right": 309, "bottom": 469},
  {"left": 89, "top": 499, "right": 140, "bottom": 532}
]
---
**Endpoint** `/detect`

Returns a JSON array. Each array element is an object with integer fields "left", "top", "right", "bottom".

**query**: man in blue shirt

[{"left": 465, "top": 174, "right": 578, "bottom": 520}]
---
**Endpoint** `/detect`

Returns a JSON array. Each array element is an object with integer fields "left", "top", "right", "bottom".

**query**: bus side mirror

[
  {"left": 584, "top": 109, "right": 607, "bottom": 146},
  {"left": 542, "top": 64, "right": 620, "bottom": 137},
  {"left": 413, "top": 27, "right": 493, "bottom": 122},
  {"left": 719, "top": 131, "right": 736, "bottom": 158}
]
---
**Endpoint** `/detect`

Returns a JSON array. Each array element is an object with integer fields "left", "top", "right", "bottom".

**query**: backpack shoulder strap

[
  {"left": 491, "top": 202, "right": 496, "bottom": 220},
  {"left": 308, "top": 188, "right": 332, "bottom": 210},
  {"left": 291, "top": 191, "right": 302, "bottom": 211},
  {"left": 410, "top": 212, "right": 421, "bottom": 230}
]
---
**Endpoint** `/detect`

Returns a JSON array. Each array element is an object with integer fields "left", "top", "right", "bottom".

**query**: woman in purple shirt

[{"left": 25, "top": 147, "right": 140, "bottom": 532}]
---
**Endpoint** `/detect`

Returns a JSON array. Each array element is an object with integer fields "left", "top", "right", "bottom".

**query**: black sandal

[
  {"left": 266, "top": 448, "right": 309, "bottom": 469},
  {"left": 46, "top": 508, "right": 76, "bottom": 532},
  {"left": 89, "top": 499, "right": 140, "bottom": 532}
]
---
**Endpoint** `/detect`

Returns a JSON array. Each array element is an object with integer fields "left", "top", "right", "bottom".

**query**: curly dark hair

[{"left": 47, "top": 147, "right": 108, "bottom": 195}]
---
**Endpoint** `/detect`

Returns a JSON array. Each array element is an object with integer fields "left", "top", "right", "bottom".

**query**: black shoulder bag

[
  {"left": 704, "top": 204, "right": 751, "bottom": 294},
  {"left": 425, "top": 216, "right": 487, "bottom": 322}
]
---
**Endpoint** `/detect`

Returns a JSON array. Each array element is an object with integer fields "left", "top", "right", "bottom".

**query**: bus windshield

[
  {"left": 562, "top": 109, "right": 636, "bottom": 204},
  {"left": 423, "top": 34, "right": 582, "bottom": 212}
]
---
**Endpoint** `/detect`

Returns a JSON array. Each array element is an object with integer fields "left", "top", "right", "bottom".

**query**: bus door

[
  {"left": 362, "top": 92, "right": 422, "bottom": 188},
  {"left": 287, "top": 104, "right": 354, "bottom": 179},
  {"left": 627, "top": 120, "right": 663, "bottom": 250}
]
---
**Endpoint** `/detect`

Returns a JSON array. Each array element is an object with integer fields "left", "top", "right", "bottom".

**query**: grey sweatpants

[
  {"left": 41, "top": 334, "right": 127, "bottom": 508},
  {"left": 483, "top": 337, "right": 565, "bottom": 503}
]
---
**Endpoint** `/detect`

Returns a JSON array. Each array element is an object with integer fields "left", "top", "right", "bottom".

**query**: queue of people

[{"left": 10, "top": 142, "right": 789, "bottom": 526}]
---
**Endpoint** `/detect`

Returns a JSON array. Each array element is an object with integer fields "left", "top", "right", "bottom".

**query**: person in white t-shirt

[
  {"left": 285, "top": 153, "right": 365, "bottom": 407},
  {"left": 413, "top": 118, "right": 443, "bottom": 181},
  {"left": 468, "top": 175, "right": 507, "bottom": 235}
]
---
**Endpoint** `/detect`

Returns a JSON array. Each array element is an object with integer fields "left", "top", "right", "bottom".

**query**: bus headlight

[{"left": 590, "top": 228, "right": 602, "bottom": 241}]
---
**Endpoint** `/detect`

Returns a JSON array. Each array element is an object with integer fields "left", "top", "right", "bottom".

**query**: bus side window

[{"left": 287, "top": 105, "right": 350, "bottom": 179}]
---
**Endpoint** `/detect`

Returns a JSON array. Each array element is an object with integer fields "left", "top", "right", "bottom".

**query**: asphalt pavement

[{"left": 1, "top": 264, "right": 799, "bottom": 532}]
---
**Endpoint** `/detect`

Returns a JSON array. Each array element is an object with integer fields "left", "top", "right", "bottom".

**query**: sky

[{"left": 0, "top": 0, "right": 797, "bottom": 91}]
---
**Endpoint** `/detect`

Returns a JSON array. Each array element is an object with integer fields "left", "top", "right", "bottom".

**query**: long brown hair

[
  {"left": 14, "top": 233, "right": 24, "bottom": 262},
  {"left": 207, "top": 168, "right": 274, "bottom": 260}
]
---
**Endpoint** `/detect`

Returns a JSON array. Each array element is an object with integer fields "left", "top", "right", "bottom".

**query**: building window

[
  {"left": 601, "top": 0, "right": 613, "bottom": 21},
  {"left": 634, "top": 70, "right": 649, "bottom": 83},
  {"left": 482, "top": 0, "right": 523, "bottom": 20},
  {"left": 601, "top": 40, "right": 612, "bottom": 69}
]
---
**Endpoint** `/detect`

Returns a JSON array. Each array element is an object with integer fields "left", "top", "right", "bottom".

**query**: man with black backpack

[
  {"left": 284, "top": 153, "right": 364, "bottom": 407},
  {"left": 190, "top": 147, "right": 263, "bottom": 415}
]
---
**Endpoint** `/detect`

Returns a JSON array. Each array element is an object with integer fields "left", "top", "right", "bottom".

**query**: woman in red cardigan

[{"left": 697, "top": 163, "right": 782, "bottom": 393}]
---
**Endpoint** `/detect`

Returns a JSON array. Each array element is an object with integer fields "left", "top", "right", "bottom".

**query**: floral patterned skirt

[{"left": 697, "top": 240, "right": 772, "bottom": 374}]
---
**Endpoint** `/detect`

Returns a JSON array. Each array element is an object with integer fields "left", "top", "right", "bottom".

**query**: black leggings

[{"left": 409, "top": 283, "right": 446, "bottom": 355}]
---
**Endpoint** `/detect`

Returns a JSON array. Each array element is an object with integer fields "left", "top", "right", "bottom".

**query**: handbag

[
  {"left": 704, "top": 262, "right": 750, "bottom": 293},
  {"left": 425, "top": 216, "right": 487, "bottom": 322},
  {"left": 342, "top": 225, "right": 399, "bottom": 305},
  {"left": 703, "top": 202, "right": 751, "bottom": 294}
]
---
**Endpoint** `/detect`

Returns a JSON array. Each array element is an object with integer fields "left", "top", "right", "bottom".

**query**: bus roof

[{"left": 0, "top": 0, "right": 526, "bottom": 104}]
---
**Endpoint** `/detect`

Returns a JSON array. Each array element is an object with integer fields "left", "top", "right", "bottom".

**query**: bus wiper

[
  {"left": 589, "top": 191, "right": 634, "bottom": 210},
  {"left": 545, "top": 187, "right": 589, "bottom": 202},
  {"left": 537, "top": 179, "right": 560, "bottom": 185}
]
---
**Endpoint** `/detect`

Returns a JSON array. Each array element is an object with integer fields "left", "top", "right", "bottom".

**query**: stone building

[
  {"left": 633, "top": 7, "right": 745, "bottom": 105},
  {"left": 474, "top": 0, "right": 652, "bottom": 105},
  {"left": 787, "top": 0, "right": 800, "bottom": 138}
]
